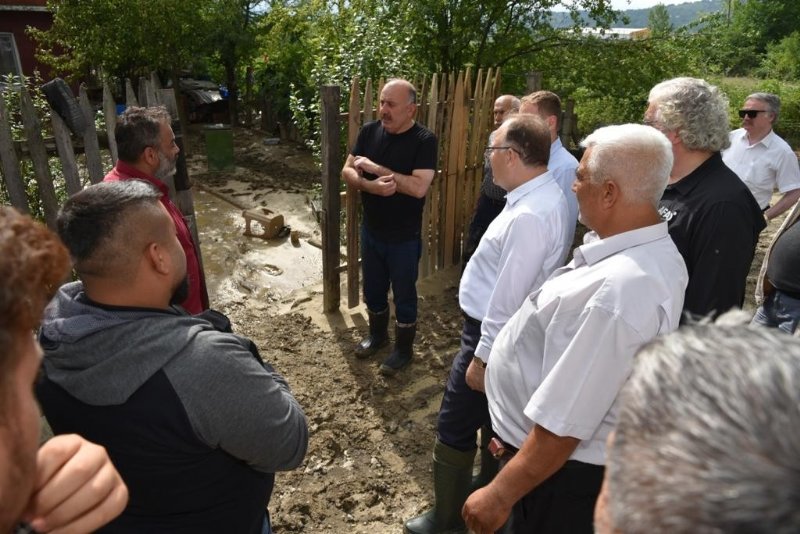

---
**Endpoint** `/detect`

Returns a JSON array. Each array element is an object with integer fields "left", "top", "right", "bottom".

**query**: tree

[{"left": 648, "top": 4, "right": 673, "bottom": 37}]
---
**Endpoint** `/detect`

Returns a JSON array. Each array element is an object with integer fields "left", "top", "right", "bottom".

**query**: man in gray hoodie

[{"left": 37, "top": 180, "right": 308, "bottom": 533}]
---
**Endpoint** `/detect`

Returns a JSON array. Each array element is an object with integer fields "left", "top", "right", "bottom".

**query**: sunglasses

[{"left": 738, "top": 109, "right": 768, "bottom": 119}]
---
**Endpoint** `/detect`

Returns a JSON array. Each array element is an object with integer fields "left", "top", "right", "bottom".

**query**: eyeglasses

[
  {"left": 484, "top": 146, "right": 520, "bottom": 159},
  {"left": 738, "top": 109, "right": 768, "bottom": 119}
]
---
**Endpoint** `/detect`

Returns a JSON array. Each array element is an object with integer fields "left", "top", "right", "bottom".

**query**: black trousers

[{"left": 501, "top": 458, "right": 604, "bottom": 534}]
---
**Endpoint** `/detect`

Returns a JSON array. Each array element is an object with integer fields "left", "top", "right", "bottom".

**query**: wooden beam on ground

[
  {"left": 320, "top": 85, "right": 342, "bottom": 313},
  {"left": 0, "top": 92, "right": 29, "bottom": 213},
  {"left": 19, "top": 87, "right": 59, "bottom": 228}
]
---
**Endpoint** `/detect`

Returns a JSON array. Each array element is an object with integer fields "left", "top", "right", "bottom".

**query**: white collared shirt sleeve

[
  {"left": 523, "top": 305, "right": 645, "bottom": 441},
  {"left": 474, "top": 211, "right": 557, "bottom": 361}
]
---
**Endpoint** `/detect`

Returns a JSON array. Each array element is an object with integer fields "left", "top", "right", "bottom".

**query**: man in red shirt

[{"left": 104, "top": 106, "right": 208, "bottom": 313}]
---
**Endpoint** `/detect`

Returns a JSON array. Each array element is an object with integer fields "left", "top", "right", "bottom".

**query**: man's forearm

[
  {"left": 490, "top": 425, "right": 580, "bottom": 507},
  {"left": 394, "top": 170, "right": 434, "bottom": 198},
  {"left": 342, "top": 166, "right": 369, "bottom": 193},
  {"left": 766, "top": 188, "right": 800, "bottom": 220}
]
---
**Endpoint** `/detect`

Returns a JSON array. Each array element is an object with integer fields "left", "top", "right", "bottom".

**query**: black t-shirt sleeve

[
  {"left": 683, "top": 201, "right": 758, "bottom": 319},
  {"left": 413, "top": 130, "right": 438, "bottom": 171}
]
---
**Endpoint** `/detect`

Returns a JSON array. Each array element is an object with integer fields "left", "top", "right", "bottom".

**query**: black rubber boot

[
  {"left": 404, "top": 439, "right": 474, "bottom": 534},
  {"left": 380, "top": 322, "right": 415, "bottom": 376},
  {"left": 355, "top": 308, "right": 390, "bottom": 358},
  {"left": 470, "top": 425, "right": 499, "bottom": 491}
]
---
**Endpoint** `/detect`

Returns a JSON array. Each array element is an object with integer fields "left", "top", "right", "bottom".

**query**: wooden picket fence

[
  {"left": 0, "top": 75, "right": 202, "bottom": 262},
  {"left": 319, "top": 68, "right": 502, "bottom": 311}
]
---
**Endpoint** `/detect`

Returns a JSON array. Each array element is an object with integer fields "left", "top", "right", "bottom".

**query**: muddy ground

[{"left": 186, "top": 126, "right": 780, "bottom": 534}]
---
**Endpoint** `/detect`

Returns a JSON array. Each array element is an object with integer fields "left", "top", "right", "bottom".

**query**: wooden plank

[
  {"left": 452, "top": 69, "right": 471, "bottom": 265},
  {"left": 0, "top": 92, "right": 29, "bottom": 213},
  {"left": 363, "top": 78, "right": 374, "bottom": 123},
  {"left": 125, "top": 78, "right": 138, "bottom": 107},
  {"left": 79, "top": 84, "right": 104, "bottom": 184},
  {"left": 19, "top": 87, "right": 59, "bottom": 228},
  {"left": 423, "top": 74, "right": 439, "bottom": 275},
  {"left": 50, "top": 109, "right": 81, "bottom": 195},
  {"left": 138, "top": 77, "right": 150, "bottom": 107},
  {"left": 320, "top": 85, "right": 342, "bottom": 313},
  {"left": 346, "top": 77, "right": 361, "bottom": 308},
  {"left": 444, "top": 72, "right": 465, "bottom": 267},
  {"left": 436, "top": 73, "right": 452, "bottom": 270},
  {"left": 102, "top": 82, "right": 119, "bottom": 164},
  {"left": 417, "top": 75, "right": 428, "bottom": 127}
]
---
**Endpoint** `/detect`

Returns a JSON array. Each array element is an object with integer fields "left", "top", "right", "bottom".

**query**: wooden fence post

[
  {"left": 345, "top": 77, "right": 361, "bottom": 309},
  {"left": 526, "top": 71, "right": 542, "bottom": 93},
  {"left": 102, "top": 82, "right": 119, "bottom": 164},
  {"left": 50, "top": 110, "right": 82, "bottom": 196},
  {"left": 320, "top": 85, "right": 341, "bottom": 313},
  {"left": 561, "top": 98, "right": 576, "bottom": 149},
  {"left": 125, "top": 78, "right": 139, "bottom": 107},
  {"left": 79, "top": 84, "right": 104, "bottom": 184},
  {"left": 0, "top": 92, "right": 28, "bottom": 213},
  {"left": 18, "top": 87, "right": 59, "bottom": 228}
]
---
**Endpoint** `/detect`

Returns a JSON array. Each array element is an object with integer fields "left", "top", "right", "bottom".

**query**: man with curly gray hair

[
  {"left": 595, "top": 321, "right": 800, "bottom": 534},
  {"left": 645, "top": 77, "right": 764, "bottom": 321}
]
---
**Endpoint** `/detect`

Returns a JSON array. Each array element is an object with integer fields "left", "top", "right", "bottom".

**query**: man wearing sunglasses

[{"left": 722, "top": 93, "right": 800, "bottom": 222}]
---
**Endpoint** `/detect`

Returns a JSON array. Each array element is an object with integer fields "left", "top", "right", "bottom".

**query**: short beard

[
  {"left": 170, "top": 275, "right": 190, "bottom": 307},
  {"left": 154, "top": 149, "right": 177, "bottom": 180}
]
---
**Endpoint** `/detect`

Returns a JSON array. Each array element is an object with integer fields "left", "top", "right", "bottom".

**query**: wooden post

[
  {"left": 102, "top": 82, "right": 119, "bottom": 164},
  {"left": 50, "top": 110, "right": 82, "bottom": 195},
  {"left": 345, "top": 77, "right": 361, "bottom": 308},
  {"left": 0, "top": 92, "right": 29, "bottom": 213},
  {"left": 125, "top": 78, "right": 138, "bottom": 107},
  {"left": 320, "top": 85, "right": 341, "bottom": 313},
  {"left": 79, "top": 84, "right": 104, "bottom": 183},
  {"left": 561, "top": 98, "right": 576, "bottom": 149},
  {"left": 139, "top": 77, "right": 151, "bottom": 107},
  {"left": 19, "top": 87, "right": 59, "bottom": 228},
  {"left": 526, "top": 71, "right": 542, "bottom": 94}
]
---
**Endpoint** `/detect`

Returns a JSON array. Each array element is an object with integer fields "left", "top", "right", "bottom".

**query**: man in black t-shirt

[
  {"left": 754, "top": 200, "right": 800, "bottom": 334},
  {"left": 341, "top": 79, "right": 438, "bottom": 375},
  {"left": 645, "top": 77, "right": 765, "bottom": 321}
]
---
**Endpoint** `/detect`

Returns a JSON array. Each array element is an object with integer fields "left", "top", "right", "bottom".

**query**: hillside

[{"left": 551, "top": 0, "right": 723, "bottom": 29}]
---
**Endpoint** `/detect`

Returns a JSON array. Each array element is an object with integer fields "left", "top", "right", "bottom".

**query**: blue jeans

[
  {"left": 752, "top": 290, "right": 800, "bottom": 335},
  {"left": 436, "top": 316, "right": 490, "bottom": 452},
  {"left": 361, "top": 226, "right": 422, "bottom": 324},
  {"left": 262, "top": 513, "right": 271, "bottom": 534}
]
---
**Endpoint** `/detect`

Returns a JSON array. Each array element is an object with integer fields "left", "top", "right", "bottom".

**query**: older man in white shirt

[
  {"left": 404, "top": 115, "right": 572, "bottom": 534},
  {"left": 462, "top": 124, "right": 688, "bottom": 534},
  {"left": 722, "top": 92, "right": 800, "bottom": 222}
]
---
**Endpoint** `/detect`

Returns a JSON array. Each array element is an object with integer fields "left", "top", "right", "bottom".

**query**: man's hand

[
  {"left": 22, "top": 434, "right": 128, "bottom": 533},
  {"left": 367, "top": 174, "right": 397, "bottom": 197},
  {"left": 353, "top": 156, "right": 385, "bottom": 177},
  {"left": 462, "top": 483, "right": 512, "bottom": 534},
  {"left": 465, "top": 358, "right": 486, "bottom": 392}
]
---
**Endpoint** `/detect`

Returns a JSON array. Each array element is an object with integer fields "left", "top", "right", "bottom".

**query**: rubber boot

[
  {"left": 355, "top": 308, "right": 389, "bottom": 359},
  {"left": 470, "top": 425, "right": 499, "bottom": 491},
  {"left": 404, "top": 440, "right": 474, "bottom": 534},
  {"left": 379, "top": 322, "right": 415, "bottom": 376}
]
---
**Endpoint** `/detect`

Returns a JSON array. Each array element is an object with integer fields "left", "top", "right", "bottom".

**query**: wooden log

[
  {"left": 346, "top": 77, "right": 361, "bottom": 308},
  {"left": 0, "top": 92, "right": 29, "bottom": 213},
  {"left": 102, "top": 82, "right": 119, "bottom": 164},
  {"left": 79, "top": 84, "right": 104, "bottom": 184},
  {"left": 320, "top": 85, "right": 342, "bottom": 313},
  {"left": 50, "top": 109, "right": 82, "bottom": 195},
  {"left": 19, "top": 87, "right": 59, "bottom": 228}
]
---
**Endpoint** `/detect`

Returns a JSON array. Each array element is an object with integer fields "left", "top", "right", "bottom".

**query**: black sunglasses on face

[{"left": 739, "top": 109, "right": 768, "bottom": 119}]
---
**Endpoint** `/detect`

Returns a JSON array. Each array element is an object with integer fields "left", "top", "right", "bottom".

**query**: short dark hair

[
  {"left": 57, "top": 181, "right": 162, "bottom": 277},
  {"left": 504, "top": 114, "right": 551, "bottom": 167},
  {"left": 0, "top": 207, "right": 70, "bottom": 377},
  {"left": 115, "top": 106, "right": 172, "bottom": 163}
]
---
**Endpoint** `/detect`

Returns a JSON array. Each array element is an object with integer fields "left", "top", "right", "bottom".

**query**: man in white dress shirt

[
  {"left": 462, "top": 124, "right": 688, "bottom": 534},
  {"left": 722, "top": 92, "right": 800, "bottom": 222},
  {"left": 404, "top": 115, "right": 572, "bottom": 534}
]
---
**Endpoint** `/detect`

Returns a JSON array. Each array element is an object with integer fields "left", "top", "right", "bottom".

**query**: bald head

[
  {"left": 493, "top": 94, "right": 521, "bottom": 128},
  {"left": 380, "top": 79, "right": 418, "bottom": 134}
]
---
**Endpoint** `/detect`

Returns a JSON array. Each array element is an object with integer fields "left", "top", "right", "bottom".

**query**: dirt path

[{"left": 189, "top": 126, "right": 782, "bottom": 533}]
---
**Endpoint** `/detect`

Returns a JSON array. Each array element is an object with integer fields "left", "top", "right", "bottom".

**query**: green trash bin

[{"left": 204, "top": 124, "right": 234, "bottom": 171}]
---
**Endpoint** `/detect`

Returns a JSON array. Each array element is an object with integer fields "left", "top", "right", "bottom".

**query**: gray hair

[
  {"left": 115, "top": 106, "right": 172, "bottom": 162},
  {"left": 648, "top": 77, "right": 730, "bottom": 152},
  {"left": 580, "top": 123, "right": 673, "bottom": 207},
  {"left": 747, "top": 92, "right": 781, "bottom": 123},
  {"left": 608, "top": 323, "right": 800, "bottom": 533}
]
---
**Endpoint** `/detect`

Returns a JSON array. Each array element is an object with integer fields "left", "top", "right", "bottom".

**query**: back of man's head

[
  {"left": 521, "top": 91, "right": 562, "bottom": 124},
  {"left": 580, "top": 124, "right": 672, "bottom": 207},
  {"left": 115, "top": 106, "right": 171, "bottom": 163},
  {"left": 607, "top": 323, "right": 800, "bottom": 533},
  {"left": 0, "top": 208, "right": 69, "bottom": 376},
  {"left": 503, "top": 114, "right": 551, "bottom": 168},
  {"left": 57, "top": 180, "right": 163, "bottom": 281},
  {"left": 648, "top": 77, "right": 730, "bottom": 152}
]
